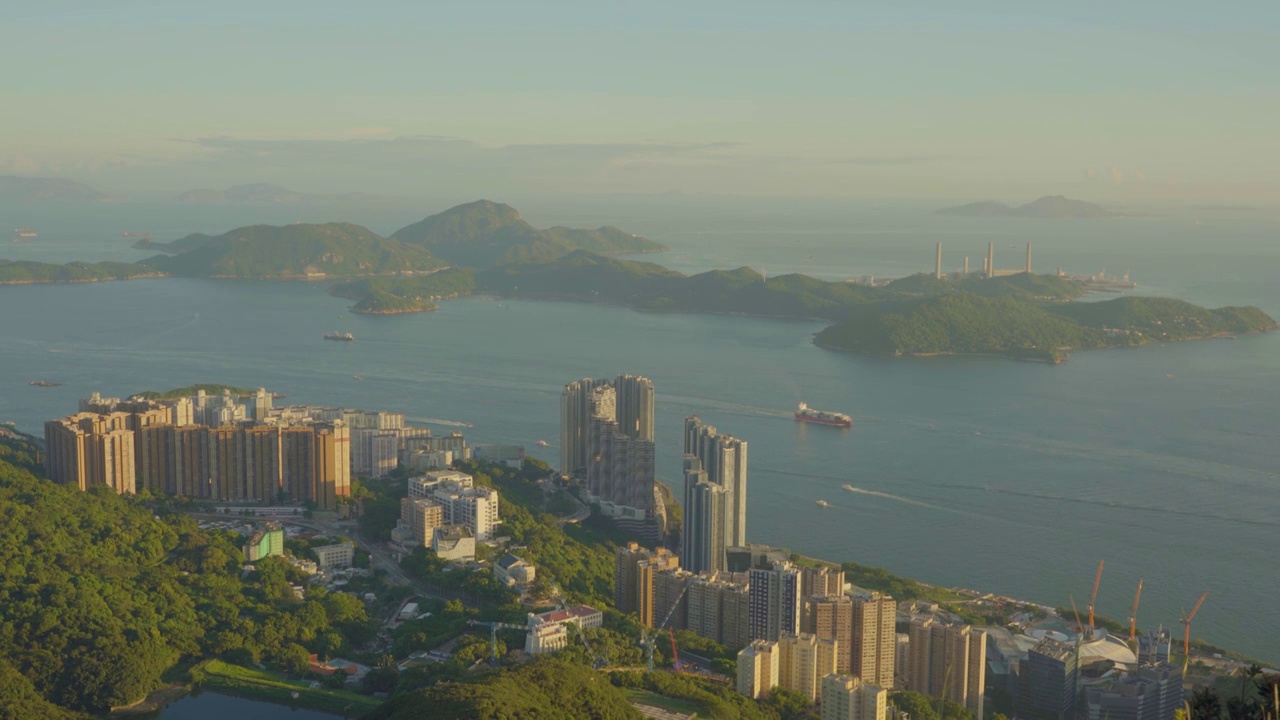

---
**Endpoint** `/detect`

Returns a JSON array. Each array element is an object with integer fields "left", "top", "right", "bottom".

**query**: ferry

[
  {"left": 795, "top": 402, "right": 852, "bottom": 427},
  {"left": 324, "top": 331, "right": 355, "bottom": 342},
  {"left": 536, "top": 440, "right": 550, "bottom": 447},
  {"left": 816, "top": 500, "right": 830, "bottom": 508},
  {"left": 29, "top": 380, "right": 63, "bottom": 388},
  {"left": 842, "top": 483, "right": 856, "bottom": 492},
  {"left": 13, "top": 228, "right": 37, "bottom": 241}
]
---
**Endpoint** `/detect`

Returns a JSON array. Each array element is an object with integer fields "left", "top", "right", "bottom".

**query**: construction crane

[
  {"left": 466, "top": 619, "right": 528, "bottom": 667},
  {"left": 1088, "top": 559, "right": 1104, "bottom": 630},
  {"left": 1069, "top": 594, "right": 1085, "bottom": 635},
  {"left": 550, "top": 585, "right": 608, "bottom": 669},
  {"left": 1128, "top": 579, "right": 1144, "bottom": 643},
  {"left": 1181, "top": 591, "right": 1209, "bottom": 660},
  {"left": 641, "top": 580, "right": 691, "bottom": 672}
]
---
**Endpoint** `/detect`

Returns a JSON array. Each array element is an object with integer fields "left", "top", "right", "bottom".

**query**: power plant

[
  {"left": 932, "top": 242, "right": 1033, "bottom": 279},
  {"left": 927, "top": 242, "right": 1138, "bottom": 290}
]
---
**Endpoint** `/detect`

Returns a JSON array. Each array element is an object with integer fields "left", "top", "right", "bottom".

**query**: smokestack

[
  {"left": 935, "top": 243, "right": 943, "bottom": 280},
  {"left": 986, "top": 242, "right": 995, "bottom": 279},
  {"left": 964, "top": 256, "right": 969, "bottom": 275},
  {"left": 1026, "top": 242, "right": 1032, "bottom": 273}
]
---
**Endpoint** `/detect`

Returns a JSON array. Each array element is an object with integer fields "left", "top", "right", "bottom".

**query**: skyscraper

[
  {"left": 682, "top": 457, "right": 732, "bottom": 573},
  {"left": 749, "top": 561, "right": 801, "bottom": 642},
  {"left": 561, "top": 375, "right": 657, "bottom": 523},
  {"left": 778, "top": 632, "right": 839, "bottom": 702},
  {"left": 683, "top": 416, "right": 747, "bottom": 546},
  {"left": 737, "top": 640, "right": 780, "bottom": 700},
  {"left": 1019, "top": 637, "right": 1078, "bottom": 720},
  {"left": 810, "top": 595, "right": 855, "bottom": 674}
]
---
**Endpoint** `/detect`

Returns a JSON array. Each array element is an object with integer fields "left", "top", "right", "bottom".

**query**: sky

[{"left": 3, "top": 0, "right": 1277, "bottom": 204}]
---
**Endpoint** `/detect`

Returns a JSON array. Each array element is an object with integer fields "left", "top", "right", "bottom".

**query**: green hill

[
  {"left": 366, "top": 658, "right": 643, "bottom": 720},
  {"left": 390, "top": 200, "right": 664, "bottom": 268},
  {"left": 329, "top": 268, "right": 478, "bottom": 314},
  {"left": 1050, "top": 296, "right": 1277, "bottom": 340},
  {"left": 0, "top": 259, "right": 161, "bottom": 284},
  {"left": 143, "top": 222, "right": 446, "bottom": 279}
]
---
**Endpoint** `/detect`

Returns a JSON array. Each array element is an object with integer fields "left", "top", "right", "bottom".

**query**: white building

[
  {"left": 432, "top": 525, "right": 475, "bottom": 562},
  {"left": 475, "top": 444, "right": 525, "bottom": 469},
  {"left": 524, "top": 605, "right": 603, "bottom": 655},
  {"left": 408, "top": 471, "right": 499, "bottom": 541},
  {"left": 314, "top": 542, "right": 355, "bottom": 570}
]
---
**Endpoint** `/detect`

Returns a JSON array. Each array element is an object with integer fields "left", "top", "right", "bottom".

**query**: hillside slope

[{"left": 391, "top": 200, "right": 664, "bottom": 268}]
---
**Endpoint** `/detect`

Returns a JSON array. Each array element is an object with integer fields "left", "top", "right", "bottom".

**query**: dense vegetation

[
  {"left": 390, "top": 199, "right": 664, "bottom": 268},
  {"left": 0, "top": 445, "right": 377, "bottom": 714},
  {"left": 0, "top": 259, "right": 161, "bottom": 284},
  {"left": 134, "top": 383, "right": 256, "bottom": 399},
  {"left": 330, "top": 268, "right": 478, "bottom": 314},
  {"left": 367, "top": 657, "right": 645, "bottom": 720},
  {"left": 817, "top": 293, "right": 1275, "bottom": 360},
  {"left": 142, "top": 222, "right": 446, "bottom": 278}
]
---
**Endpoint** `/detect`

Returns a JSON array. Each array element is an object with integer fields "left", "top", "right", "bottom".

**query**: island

[
  {"left": 390, "top": 199, "right": 666, "bottom": 268},
  {"left": 327, "top": 250, "right": 1276, "bottom": 360},
  {"left": 937, "top": 195, "right": 1113, "bottom": 219},
  {"left": 0, "top": 175, "right": 115, "bottom": 204},
  {"left": 0, "top": 259, "right": 163, "bottom": 284}
]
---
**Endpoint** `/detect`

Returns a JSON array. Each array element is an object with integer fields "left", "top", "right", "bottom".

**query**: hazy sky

[{"left": 4, "top": 1, "right": 1277, "bottom": 204}]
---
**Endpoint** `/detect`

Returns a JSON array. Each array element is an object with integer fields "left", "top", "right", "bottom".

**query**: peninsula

[{"left": 937, "top": 195, "right": 1113, "bottom": 219}]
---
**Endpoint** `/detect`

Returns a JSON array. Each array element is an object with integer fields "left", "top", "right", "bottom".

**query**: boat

[
  {"left": 352, "top": 375, "right": 363, "bottom": 381},
  {"left": 29, "top": 380, "right": 63, "bottom": 387},
  {"left": 842, "top": 483, "right": 855, "bottom": 492},
  {"left": 121, "top": 232, "right": 153, "bottom": 240},
  {"left": 795, "top": 402, "right": 852, "bottom": 427},
  {"left": 13, "top": 228, "right": 37, "bottom": 241},
  {"left": 816, "top": 500, "right": 830, "bottom": 508},
  {"left": 324, "top": 331, "right": 355, "bottom": 342},
  {"left": 463, "top": 422, "right": 474, "bottom": 428},
  {"left": 536, "top": 440, "right": 550, "bottom": 447}
]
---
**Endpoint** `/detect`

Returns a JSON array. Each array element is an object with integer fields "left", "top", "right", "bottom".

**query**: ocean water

[
  {"left": 1, "top": 197, "right": 1277, "bottom": 661},
  {"left": 146, "top": 691, "right": 343, "bottom": 718}
]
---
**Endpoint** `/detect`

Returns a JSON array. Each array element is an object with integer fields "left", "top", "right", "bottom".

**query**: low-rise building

[
  {"left": 494, "top": 554, "right": 536, "bottom": 587},
  {"left": 524, "top": 605, "right": 603, "bottom": 655},
  {"left": 475, "top": 444, "right": 525, "bottom": 468},
  {"left": 432, "top": 525, "right": 475, "bottom": 562},
  {"left": 314, "top": 542, "right": 355, "bottom": 570},
  {"left": 242, "top": 523, "right": 284, "bottom": 562}
]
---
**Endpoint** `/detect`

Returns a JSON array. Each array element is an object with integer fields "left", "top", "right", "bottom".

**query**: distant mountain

[
  {"left": 938, "top": 195, "right": 1112, "bottom": 219},
  {"left": 0, "top": 175, "right": 113, "bottom": 204},
  {"left": 176, "top": 183, "right": 377, "bottom": 204},
  {"left": 142, "top": 222, "right": 446, "bottom": 279},
  {"left": 390, "top": 199, "right": 665, "bottom": 268}
]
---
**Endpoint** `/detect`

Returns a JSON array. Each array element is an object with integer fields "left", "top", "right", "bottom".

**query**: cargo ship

[
  {"left": 795, "top": 402, "right": 852, "bottom": 427},
  {"left": 13, "top": 228, "right": 37, "bottom": 241},
  {"left": 324, "top": 331, "right": 355, "bottom": 342}
]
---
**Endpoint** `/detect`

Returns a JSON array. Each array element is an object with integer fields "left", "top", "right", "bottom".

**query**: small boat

[
  {"left": 121, "top": 232, "right": 153, "bottom": 240},
  {"left": 816, "top": 500, "right": 830, "bottom": 508},
  {"left": 536, "top": 440, "right": 550, "bottom": 447},
  {"left": 13, "top": 228, "right": 37, "bottom": 241},
  {"left": 272, "top": 393, "right": 288, "bottom": 400},
  {"left": 842, "top": 484, "right": 855, "bottom": 492},
  {"left": 30, "top": 380, "right": 63, "bottom": 387},
  {"left": 353, "top": 375, "right": 363, "bottom": 381},
  {"left": 463, "top": 422, "right": 474, "bottom": 428},
  {"left": 324, "top": 331, "right": 355, "bottom": 342}
]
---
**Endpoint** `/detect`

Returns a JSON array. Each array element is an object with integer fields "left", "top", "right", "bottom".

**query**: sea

[{"left": 2, "top": 195, "right": 1277, "bottom": 663}]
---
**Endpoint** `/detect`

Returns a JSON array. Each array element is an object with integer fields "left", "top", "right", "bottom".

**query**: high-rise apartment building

[
  {"left": 737, "top": 640, "right": 780, "bottom": 699},
  {"left": 687, "top": 572, "right": 751, "bottom": 649},
  {"left": 778, "top": 633, "right": 839, "bottom": 702},
  {"left": 851, "top": 592, "right": 897, "bottom": 691},
  {"left": 750, "top": 561, "right": 802, "bottom": 642},
  {"left": 613, "top": 542, "right": 679, "bottom": 622},
  {"left": 907, "top": 618, "right": 987, "bottom": 718},
  {"left": 683, "top": 416, "right": 747, "bottom": 546},
  {"left": 409, "top": 471, "right": 499, "bottom": 540},
  {"left": 682, "top": 457, "right": 733, "bottom": 573},
  {"left": 809, "top": 595, "right": 855, "bottom": 674},
  {"left": 802, "top": 565, "right": 845, "bottom": 599},
  {"left": 393, "top": 497, "right": 444, "bottom": 547},
  {"left": 562, "top": 375, "right": 657, "bottom": 524},
  {"left": 821, "top": 674, "right": 887, "bottom": 720},
  {"left": 652, "top": 568, "right": 692, "bottom": 631}
]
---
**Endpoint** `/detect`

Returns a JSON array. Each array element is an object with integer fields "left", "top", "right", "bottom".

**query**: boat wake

[{"left": 408, "top": 417, "right": 471, "bottom": 428}]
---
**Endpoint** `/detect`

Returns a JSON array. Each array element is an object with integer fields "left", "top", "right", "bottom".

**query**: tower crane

[
  {"left": 1128, "top": 579, "right": 1144, "bottom": 644},
  {"left": 1087, "top": 559, "right": 1104, "bottom": 631},
  {"left": 466, "top": 619, "right": 528, "bottom": 667},
  {"left": 550, "top": 585, "right": 608, "bottom": 669},
  {"left": 640, "top": 580, "right": 690, "bottom": 672},
  {"left": 1181, "top": 591, "right": 1209, "bottom": 663}
]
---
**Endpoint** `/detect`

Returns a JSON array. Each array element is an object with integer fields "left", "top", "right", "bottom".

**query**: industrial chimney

[{"left": 935, "top": 243, "right": 943, "bottom": 280}]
